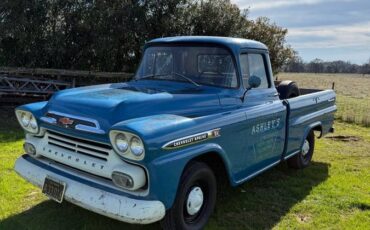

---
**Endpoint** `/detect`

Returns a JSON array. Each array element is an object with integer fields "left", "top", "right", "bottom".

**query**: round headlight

[
  {"left": 110, "top": 131, "right": 145, "bottom": 161},
  {"left": 115, "top": 133, "right": 129, "bottom": 153},
  {"left": 16, "top": 110, "right": 39, "bottom": 134},
  {"left": 21, "top": 113, "right": 31, "bottom": 127},
  {"left": 130, "top": 136, "right": 144, "bottom": 156},
  {"left": 30, "top": 116, "right": 38, "bottom": 130}
]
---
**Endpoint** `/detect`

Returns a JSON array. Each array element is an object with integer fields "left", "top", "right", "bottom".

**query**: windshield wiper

[
  {"left": 135, "top": 74, "right": 159, "bottom": 80},
  {"left": 172, "top": 72, "right": 201, "bottom": 87},
  {"left": 135, "top": 73, "right": 201, "bottom": 87}
]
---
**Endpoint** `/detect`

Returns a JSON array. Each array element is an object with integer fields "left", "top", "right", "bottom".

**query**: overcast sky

[{"left": 231, "top": 0, "right": 370, "bottom": 64}]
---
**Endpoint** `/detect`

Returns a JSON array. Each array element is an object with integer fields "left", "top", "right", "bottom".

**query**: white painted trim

[
  {"left": 109, "top": 130, "right": 145, "bottom": 161},
  {"left": 26, "top": 133, "right": 147, "bottom": 192},
  {"left": 14, "top": 156, "right": 165, "bottom": 224}
]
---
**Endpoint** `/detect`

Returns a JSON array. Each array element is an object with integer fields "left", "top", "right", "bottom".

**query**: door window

[{"left": 240, "top": 53, "right": 269, "bottom": 89}]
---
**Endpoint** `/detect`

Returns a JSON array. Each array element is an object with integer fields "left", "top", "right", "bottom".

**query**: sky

[{"left": 231, "top": 0, "right": 370, "bottom": 64}]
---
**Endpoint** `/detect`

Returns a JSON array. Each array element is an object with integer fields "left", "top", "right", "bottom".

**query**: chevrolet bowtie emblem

[{"left": 59, "top": 117, "right": 74, "bottom": 126}]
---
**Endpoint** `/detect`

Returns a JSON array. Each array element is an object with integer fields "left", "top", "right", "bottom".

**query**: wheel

[
  {"left": 287, "top": 130, "right": 315, "bottom": 169},
  {"left": 161, "top": 162, "right": 217, "bottom": 230},
  {"left": 277, "top": 80, "right": 300, "bottom": 99}
]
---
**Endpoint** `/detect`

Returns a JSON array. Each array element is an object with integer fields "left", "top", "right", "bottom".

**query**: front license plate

[{"left": 42, "top": 176, "right": 66, "bottom": 203}]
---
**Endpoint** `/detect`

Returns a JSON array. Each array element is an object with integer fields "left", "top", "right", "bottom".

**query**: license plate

[{"left": 42, "top": 176, "right": 66, "bottom": 203}]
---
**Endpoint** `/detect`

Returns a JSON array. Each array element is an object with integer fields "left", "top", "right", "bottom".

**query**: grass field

[
  {"left": 278, "top": 73, "right": 370, "bottom": 127},
  {"left": 1, "top": 73, "right": 370, "bottom": 229}
]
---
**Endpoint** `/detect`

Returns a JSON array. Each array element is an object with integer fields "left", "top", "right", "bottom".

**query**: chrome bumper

[{"left": 14, "top": 155, "right": 165, "bottom": 224}]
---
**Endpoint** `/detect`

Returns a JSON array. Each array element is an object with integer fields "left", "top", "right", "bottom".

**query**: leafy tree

[
  {"left": 0, "top": 0, "right": 294, "bottom": 73},
  {"left": 283, "top": 56, "right": 370, "bottom": 74},
  {"left": 308, "top": 58, "right": 324, "bottom": 73},
  {"left": 185, "top": 0, "right": 248, "bottom": 36},
  {"left": 243, "top": 17, "right": 294, "bottom": 73},
  {"left": 283, "top": 52, "right": 305, "bottom": 72},
  {"left": 0, "top": 0, "right": 49, "bottom": 67}
]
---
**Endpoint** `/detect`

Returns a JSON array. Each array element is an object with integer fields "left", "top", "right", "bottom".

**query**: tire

[
  {"left": 161, "top": 162, "right": 217, "bottom": 230},
  {"left": 277, "top": 80, "right": 300, "bottom": 99},
  {"left": 287, "top": 130, "right": 315, "bottom": 169}
]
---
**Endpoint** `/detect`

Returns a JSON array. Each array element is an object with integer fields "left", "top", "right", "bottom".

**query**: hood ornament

[
  {"left": 58, "top": 117, "right": 74, "bottom": 126},
  {"left": 40, "top": 111, "right": 105, "bottom": 134}
]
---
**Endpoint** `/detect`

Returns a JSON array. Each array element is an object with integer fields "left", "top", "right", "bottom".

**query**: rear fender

[{"left": 301, "top": 121, "right": 321, "bottom": 148}]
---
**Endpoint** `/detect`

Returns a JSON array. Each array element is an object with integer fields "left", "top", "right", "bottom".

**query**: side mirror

[
  {"left": 241, "top": 75, "right": 261, "bottom": 102},
  {"left": 248, "top": 75, "right": 261, "bottom": 88}
]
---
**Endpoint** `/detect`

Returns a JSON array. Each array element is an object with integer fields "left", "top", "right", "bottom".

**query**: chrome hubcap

[
  {"left": 302, "top": 140, "right": 310, "bottom": 156},
  {"left": 186, "top": 186, "right": 204, "bottom": 216}
]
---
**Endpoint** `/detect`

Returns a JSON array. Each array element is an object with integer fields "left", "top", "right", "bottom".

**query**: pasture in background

[{"left": 278, "top": 73, "right": 370, "bottom": 127}]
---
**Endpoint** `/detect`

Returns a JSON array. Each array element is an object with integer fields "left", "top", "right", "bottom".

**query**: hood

[{"left": 45, "top": 80, "right": 223, "bottom": 131}]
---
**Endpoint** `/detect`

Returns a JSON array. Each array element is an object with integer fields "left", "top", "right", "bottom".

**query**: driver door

[{"left": 238, "top": 52, "right": 286, "bottom": 179}]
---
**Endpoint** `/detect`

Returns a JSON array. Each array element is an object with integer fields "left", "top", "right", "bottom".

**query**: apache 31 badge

[{"left": 163, "top": 128, "right": 221, "bottom": 149}]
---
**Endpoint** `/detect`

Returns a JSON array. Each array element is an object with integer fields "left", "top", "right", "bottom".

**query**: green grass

[{"left": 0, "top": 110, "right": 369, "bottom": 229}]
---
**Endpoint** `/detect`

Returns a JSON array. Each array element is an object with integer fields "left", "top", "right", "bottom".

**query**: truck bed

[{"left": 283, "top": 89, "right": 336, "bottom": 159}]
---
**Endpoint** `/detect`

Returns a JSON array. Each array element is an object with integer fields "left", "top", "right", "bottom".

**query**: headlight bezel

[
  {"left": 21, "top": 113, "right": 31, "bottom": 127},
  {"left": 130, "top": 136, "right": 145, "bottom": 156},
  {"left": 15, "top": 110, "right": 39, "bottom": 134},
  {"left": 109, "top": 130, "right": 145, "bottom": 161},
  {"left": 115, "top": 133, "right": 129, "bottom": 153}
]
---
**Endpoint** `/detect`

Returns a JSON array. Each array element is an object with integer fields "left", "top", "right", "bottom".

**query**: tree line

[
  {"left": 0, "top": 0, "right": 293, "bottom": 73},
  {"left": 283, "top": 56, "right": 370, "bottom": 74}
]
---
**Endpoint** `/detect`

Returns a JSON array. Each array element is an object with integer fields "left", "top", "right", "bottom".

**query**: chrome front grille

[{"left": 46, "top": 130, "right": 111, "bottom": 161}]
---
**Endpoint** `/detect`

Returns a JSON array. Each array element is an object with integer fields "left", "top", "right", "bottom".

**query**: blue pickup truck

[{"left": 14, "top": 36, "right": 336, "bottom": 229}]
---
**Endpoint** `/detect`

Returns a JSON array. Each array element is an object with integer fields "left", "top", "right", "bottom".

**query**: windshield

[{"left": 135, "top": 46, "right": 238, "bottom": 88}]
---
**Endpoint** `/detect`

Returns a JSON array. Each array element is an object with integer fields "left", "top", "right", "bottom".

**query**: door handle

[{"left": 268, "top": 93, "right": 279, "bottom": 97}]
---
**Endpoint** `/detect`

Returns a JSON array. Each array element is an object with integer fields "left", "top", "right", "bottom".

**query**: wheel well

[
  {"left": 190, "top": 152, "right": 230, "bottom": 186},
  {"left": 312, "top": 125, "right": 323, "bottom": 138}
]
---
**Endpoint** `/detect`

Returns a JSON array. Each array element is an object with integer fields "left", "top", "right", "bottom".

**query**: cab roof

[{"left": 146, "top": 36, "right": 268, "bottom": 52}]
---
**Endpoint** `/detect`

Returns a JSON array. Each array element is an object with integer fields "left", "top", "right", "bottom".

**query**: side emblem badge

[{"left": 163, "top": 128, "right": 221, "bottom": 150}]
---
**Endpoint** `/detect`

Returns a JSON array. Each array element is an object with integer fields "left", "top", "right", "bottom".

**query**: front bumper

[{"left": 14, "top": 155, "right": 165, "bottom": 224}]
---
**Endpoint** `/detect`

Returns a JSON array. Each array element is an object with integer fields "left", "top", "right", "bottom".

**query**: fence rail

[
  {"left": 0, "top": 76, "right": 71, "bottom": 94},
  {"left": 0, "top": 67, "right": 133, "bottom": 105},
  {"left": 0, "top": 67, "right": 133, "bottom": 79}
]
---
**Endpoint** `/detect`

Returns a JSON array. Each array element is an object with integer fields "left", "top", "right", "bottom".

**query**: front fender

[
  {"left": 16, "top": 101, "right": 48, "bottom": 117},
  {"left": 110, "top": 112, "right": 243, "bottom": 209},
  {"left": 147, "top": 142, "right": 231, "bottom": 209},
  {"left": 110, "top": 113, "right": 228, "bottom": 162}
]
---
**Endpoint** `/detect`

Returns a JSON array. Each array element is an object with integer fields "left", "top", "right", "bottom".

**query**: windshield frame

[{"left": 134, "top": 43, "right": 240, "bottom": 89}]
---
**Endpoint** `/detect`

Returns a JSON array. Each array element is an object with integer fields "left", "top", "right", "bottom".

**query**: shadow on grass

[
  {"left": 0, "top": 128, "right": 24, "bottom": 142},
  {"left": 0, "top": 200, "right": 161, "bottom": 230},
  {"left": 0, "top": 161, "right": 329, "bottom": 230},
  {"left": 0, "top": 107, "right": 25, "bottom": 142},
  {"left": 210, "top": 161, "right": 330, "bottom": 229}
]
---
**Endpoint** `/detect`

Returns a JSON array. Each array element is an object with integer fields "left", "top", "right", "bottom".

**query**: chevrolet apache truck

[{"left": 14, "top": 36, "right": 336, "bottom": 230}]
